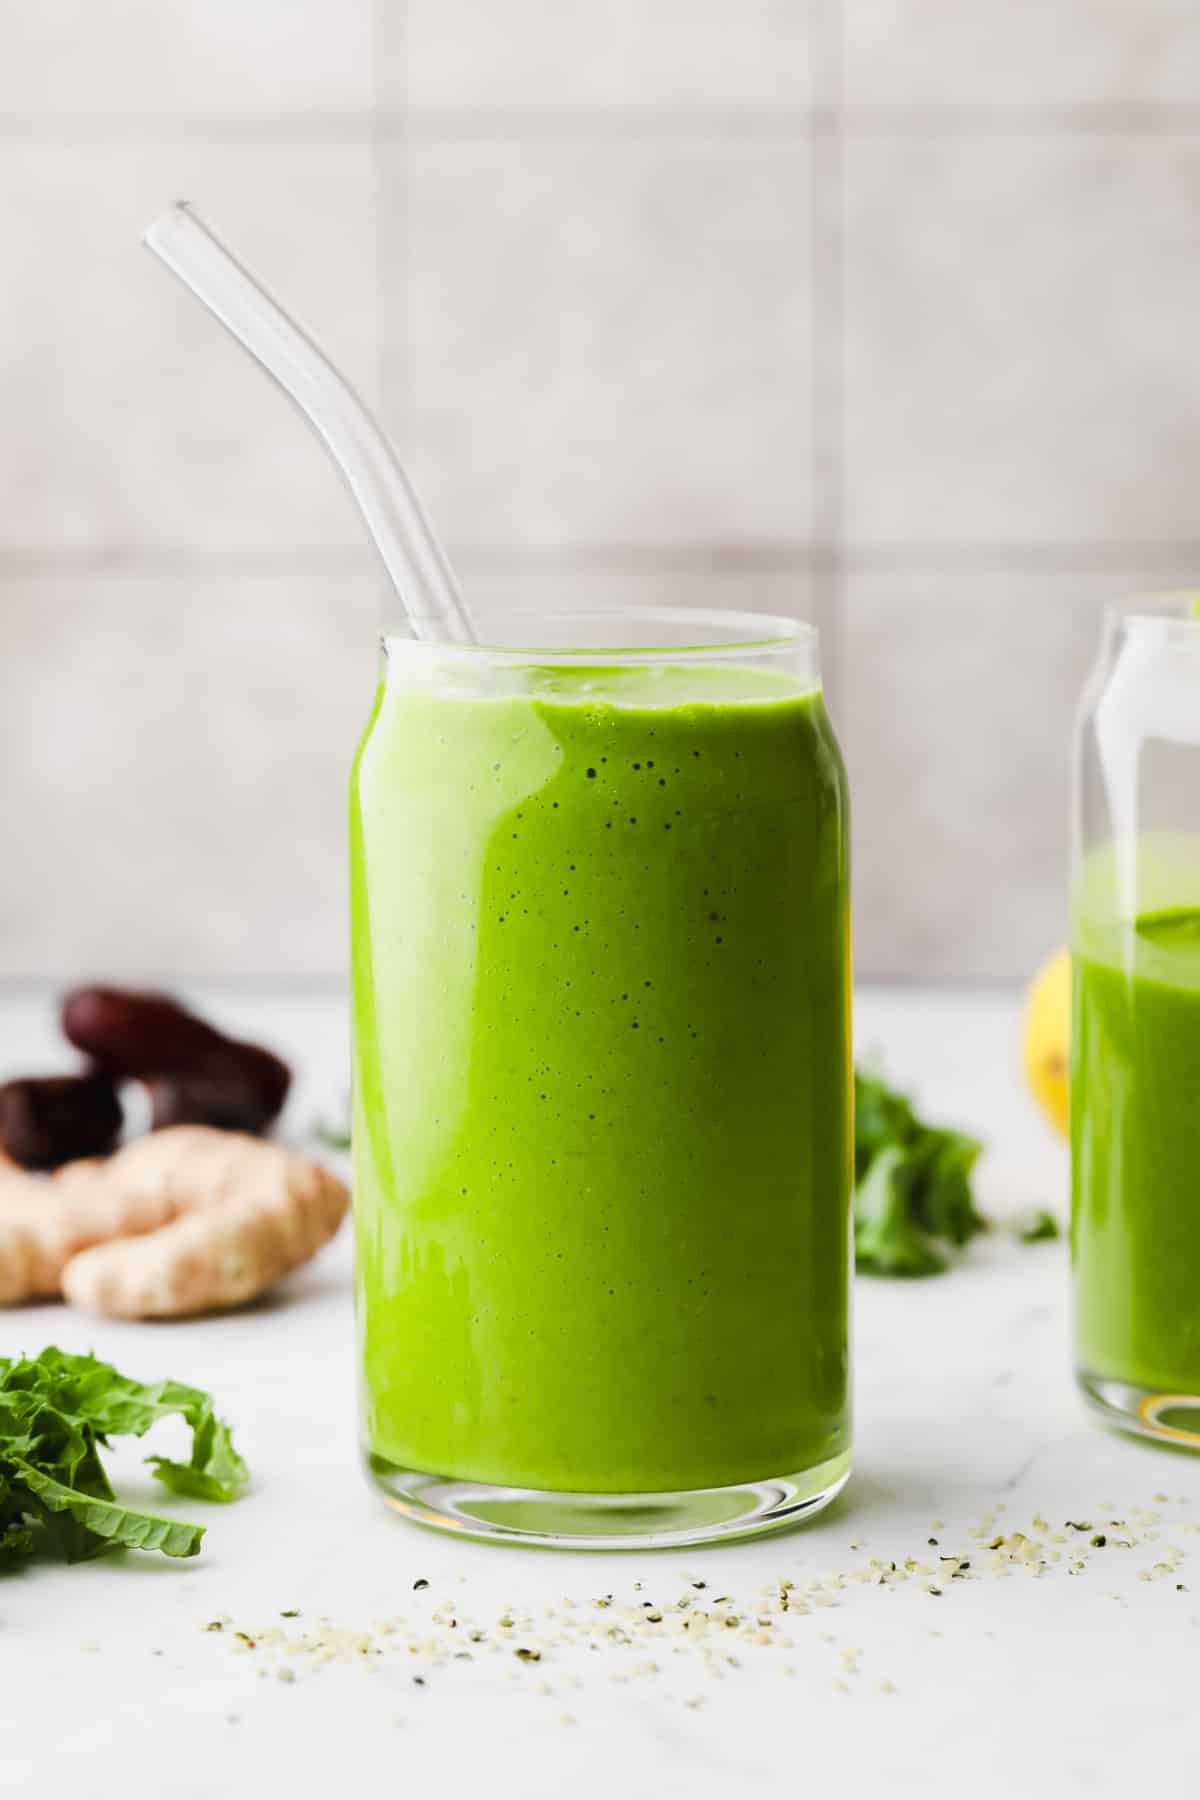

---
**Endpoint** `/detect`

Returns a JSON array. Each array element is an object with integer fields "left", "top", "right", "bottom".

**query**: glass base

[
  {"left": 1079, "top": 1368, "right": 1200, "bottom": 1450},
  {"left": 366, "top": 1449, "right": 851, "bottom": 1549}
]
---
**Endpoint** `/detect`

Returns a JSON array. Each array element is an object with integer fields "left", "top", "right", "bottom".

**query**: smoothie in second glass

[
  {"left": 1073, "top": 903, "right": 1200, "bottom": 1399},
  {"left": 350, "top": 615, "right": 851, "bottom": 1539}
]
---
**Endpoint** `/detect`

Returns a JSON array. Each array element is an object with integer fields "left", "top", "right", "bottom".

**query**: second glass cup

[
  {"left": 349, "top": 607, "right": 852, "bottom": 1546},
  {"left": 1072, "top": 594, "right": 1200, "bottom": 1445}
]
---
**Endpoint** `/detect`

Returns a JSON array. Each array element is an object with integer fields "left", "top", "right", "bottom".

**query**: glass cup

[
  {"left": 1072, "top": 593, "right": 1200, "bottom": 1445},
  {"left": 349, "top": 607, "right": 852, "bottom": 1545}
]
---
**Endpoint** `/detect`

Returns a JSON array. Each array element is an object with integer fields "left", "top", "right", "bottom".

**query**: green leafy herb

[
  {"left": 1013, "top": 1207, "right": 1060, "bottom": 1243},
  {"left": 854, "top": 1068, "right": 986, "bottom": 1277},
  {"left": 313, "top": 1094, "right": 352, "bottom": 1153},
  {"left": 0, "top": 1346, "right": 248, "bottom": 1569}
]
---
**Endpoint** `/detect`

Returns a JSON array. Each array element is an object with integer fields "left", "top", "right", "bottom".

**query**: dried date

[
  {"left": 0, "top": 1072, "right": 123, "bottom": 1170},
  {"left": 61, "top": 987, "right": 291, "bottom": 1133},
  {"left": 145, "top": 1071, "right": 281, "bottom": 1136}
]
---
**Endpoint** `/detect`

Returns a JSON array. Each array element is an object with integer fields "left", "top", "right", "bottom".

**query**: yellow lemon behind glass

[{"left": 1023, "top": 948, "right": 1071, "bottom": 1136}]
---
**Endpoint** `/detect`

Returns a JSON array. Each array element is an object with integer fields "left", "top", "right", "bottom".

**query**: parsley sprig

[{"left": 854, "top": 1069, "right": 987, "bottom": 1276}]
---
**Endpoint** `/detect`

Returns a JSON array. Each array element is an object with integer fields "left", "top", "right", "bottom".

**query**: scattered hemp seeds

[{"left": 199, "top": 1497, "right": 1196, "bottom": 1711}]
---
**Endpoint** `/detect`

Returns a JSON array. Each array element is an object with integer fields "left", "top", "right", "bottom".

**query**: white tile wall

[
  {"left": 840, "top": 566, "right": 1194, "bottom": 979},
  {"left": 0, "top": 0, "right": 374, "bottom": 116},
  {"left": 0, "top": 573, "right": 381, "bottom": 981},
  {"left": 393, "top": 137, "right": 812, "bottom": 556},
  {"left": 399, "top": 0, "right": 814, "bottom": 111},
  {"left": 3, "top": 4, "right": 1200, "bottom": 981},
  {"left": 0, "top": 142, "right": 380, "bottom": 555},
  {"left": 841, "top": 133, "right": 1200, "bottom": 551},
  {"left": 840, "top": 1, "right": 1200, "bottom": 109}
]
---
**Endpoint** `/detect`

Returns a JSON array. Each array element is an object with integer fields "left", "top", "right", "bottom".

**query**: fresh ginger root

[
  {"left": 0, "top": 1127, "right": 348, "bottom": 1317},
  {"left": 0, "top": 1156, "right": 177, "bottom": 1303}
]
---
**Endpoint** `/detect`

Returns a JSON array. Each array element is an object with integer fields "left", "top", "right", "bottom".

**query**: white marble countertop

[{"left": 1, "top": 984, "right": 1193, "bottom": 1800}]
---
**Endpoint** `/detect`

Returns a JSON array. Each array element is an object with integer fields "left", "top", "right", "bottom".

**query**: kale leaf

[{"left": 0, "top": 1346, "right": 247, "bottom": 1568}]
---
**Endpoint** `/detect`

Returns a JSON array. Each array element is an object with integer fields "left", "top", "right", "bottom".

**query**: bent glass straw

[{"left": 144, "top": 202, "right": 475, "bottom": 646}]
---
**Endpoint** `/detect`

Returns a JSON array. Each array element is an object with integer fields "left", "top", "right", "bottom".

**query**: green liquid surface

[
  {"left": 350, "top": 661, "right": 852, "bottom": 1493},
  {"left": 1073, "top": 905, "right": 1200, "bottom": 1393}
]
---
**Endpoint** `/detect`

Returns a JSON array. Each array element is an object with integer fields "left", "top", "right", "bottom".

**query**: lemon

[{"left": 1023, "top": 948, "right": 1071, "bottom": 1136}]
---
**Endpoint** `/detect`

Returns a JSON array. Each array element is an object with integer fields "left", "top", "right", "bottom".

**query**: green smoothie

[
  {"left": 1073, "top": 904, "right": 1200, "bottom": 1396},
  {"left": 350, "top": 650, "right": 851, "bottom": 1495}
]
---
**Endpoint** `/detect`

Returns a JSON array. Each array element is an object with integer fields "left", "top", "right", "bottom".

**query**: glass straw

[{"left": 144, "top": 201, "right": 475, "bottom": 646}]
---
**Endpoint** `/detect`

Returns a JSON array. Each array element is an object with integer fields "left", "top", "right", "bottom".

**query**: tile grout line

[
  {"left": 809, "top": 0, "right": 845, "bottom": 704},
  {"left": 370, "top": 0, "right": 407, "bottom": 636},
  {"left": 369, "top": 0, "right": 387, "bottom": 422},
  {"left": 392, "top": 101, "right": 1200, "bottom": 138},
  {"left": 6, "top": 103, "right": 1200, "bottom": 143},
  {"left": 3, "top": 544, "right": 1200, "bottom": 577}
]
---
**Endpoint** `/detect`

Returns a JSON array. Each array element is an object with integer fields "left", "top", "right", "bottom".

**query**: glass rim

[
  {"left": 1105, "top": 590, "right": 1200, "bottom": 633},
  {"left": 383, "top": 605, "right": 814, "bottom": 665}
]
